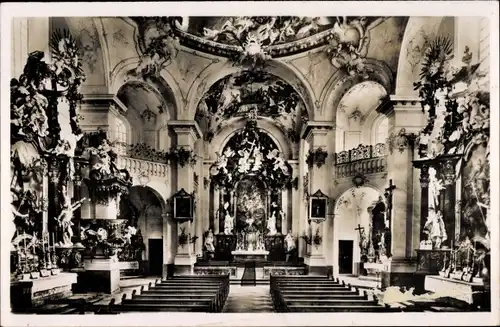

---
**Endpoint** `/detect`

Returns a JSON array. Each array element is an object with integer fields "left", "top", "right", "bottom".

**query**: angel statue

[
  {"left": 429, "top": 168, "right": 445, "bottom": 209},
  {"left": 424, "top": 208, "right": 447, "bottom": 249},
  {"left": 56, "top": 185, "right": 86, "bottom": 247},
  {"left": 205, "top": 229, "right": 215, "bottom": 253},
  {"left": 285, "top": 230, "right": 296, "bottom": 252},
  {"left": 223, "top": 202, "right": 234, "bottom": 235},
  {"left": 267, "top": 211, "right": 277, "bottom": 236}
]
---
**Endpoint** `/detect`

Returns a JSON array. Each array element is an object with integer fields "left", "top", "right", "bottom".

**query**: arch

[
  {"left": 185, "top": 59, "right": 316, "bottom": 122},
  {"left": 395, "top": 17, "right": 448, "bottom": 96},
  {"left": 319, "top": 59, "right": 394, "bottom": 122},
  {"left": 109, "top": 58, "right": 183, "bottom": 118},
  {"left": 332, "top": 185, "right": 386, "bottom": 276},
  {"left": 208, "top": 117, "right": 293, "bottom": 161}
]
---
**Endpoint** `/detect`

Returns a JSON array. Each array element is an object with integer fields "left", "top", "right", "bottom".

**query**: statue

[
  {"left": 56, "top": 186, "right": 86, "bottom": 247},
  {"left": 267, "top": 211, "right": 277, "bottom": 236},
  {"left": 223, "top": 202, "right": 233, "bottom": 235},
  {"left": 429, "top": 168, "right": 445, "bottom": 210},
  {"left": 205, "top": 229, "right": 215, "bottom": 253},
  {"left": 285, "top": 230, "right": 296, "bottom": 252},
  {"left": 424, "top": 208, "right": 447, "bottom": 249}
]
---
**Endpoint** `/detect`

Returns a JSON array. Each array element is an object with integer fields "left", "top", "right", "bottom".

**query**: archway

[
  {"left": 119, "top": 185, "right": 166, "bottom": 276},
  {"left": 332, "top": 186, "right": 384, "bottom": 276}
]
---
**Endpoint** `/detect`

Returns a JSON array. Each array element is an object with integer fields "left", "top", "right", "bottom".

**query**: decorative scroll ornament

[
  {"left": 419, "top": 164, "right": 430, "bottom": 188},
  {"left": 352, "top": 173, "right": 368, "bottom": 188},
  {"left": 325, "top": 17, "right": 388, "bottom": 78},
  {"left": 306, "top": 148, "right": 329, "bottom": 168},
  {"left": 130, "top": 17, "right": 180, "bottom": 78},
  {"left": 209, "top": 119, "right": 293, "bottom": 191},
  {"left": 386, "top": 128, "right": 416, "bottom": 154},
  {"left": 415, "top": 38, "right": 489, "bottom": 159}
]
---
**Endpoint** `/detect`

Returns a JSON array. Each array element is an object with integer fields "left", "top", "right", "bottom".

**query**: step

[
  {"left": 123, "top": 298, "right": 212, "bottom": 305},
  {"left": 275, "top": 282, "right": 344, "bottom": 287},
  {"left": 282, "top": 294, "right": 366, "bottom": 300},
  {"left": 277, "top": 286, "right": 350, "bottom": 291},
  {"left": 285, "top": 299, "right": 377, "bottom": 306},
  {"left": 154, "top": 284, "right": 221, "bottom": 289},
  {"left": 135, "top": 293, "right": 216, "bottom": 299},
  {"left": 144, "top": 289, "right": 221, "bottom": 294},
  {"left": 115, "top": 303, "right": 209, "bottom": 312},
  {"left": 286, "top": 305, "right": 390, "bottom": 312},
  {"left": 280, "top": 290, "right": 355, "bottom": 295}
]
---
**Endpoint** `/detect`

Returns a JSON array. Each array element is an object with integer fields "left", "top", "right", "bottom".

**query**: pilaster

[
  {"left": 168, "top": 121, "right": 201, "bottom": 274},
  {"left": 79, "top": 94, "right": 128, "bottom": 134}
]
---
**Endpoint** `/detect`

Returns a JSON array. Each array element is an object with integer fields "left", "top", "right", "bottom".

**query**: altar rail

[{"left": 117, "top": 156, "right": 169, "bottom": 179}]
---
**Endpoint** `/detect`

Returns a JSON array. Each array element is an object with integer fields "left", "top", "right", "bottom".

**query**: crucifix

[
  {"left": 383, "top": 179, "right": 396, "bottom": 256},
  {"left": 355, "top": 224, "right": 365, "bottom": 236}
]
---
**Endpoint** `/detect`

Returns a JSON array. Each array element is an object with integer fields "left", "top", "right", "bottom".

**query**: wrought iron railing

[
  {"left": 335, "top": 143, "right": 387, "bottom": 164},
  {"left": 334, "top": 143, "right": 388, "bottom": 178}
]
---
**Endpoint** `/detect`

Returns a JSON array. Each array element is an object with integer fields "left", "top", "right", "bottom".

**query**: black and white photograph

[{"left": 1, "top": 2, "right": 498, "bottom": 326}]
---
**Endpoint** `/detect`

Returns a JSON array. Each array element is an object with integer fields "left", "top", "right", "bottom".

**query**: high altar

[{"left": 207, "top": 118, "right": 293, "bottom": 263}]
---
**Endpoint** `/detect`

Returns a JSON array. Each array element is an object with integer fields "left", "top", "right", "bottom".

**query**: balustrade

[
  {"left": 117, "top": 156, "right": 169, "bottom": 179},
  {"left": 334, "top": 143, "right": 388, "bottom": 178}
]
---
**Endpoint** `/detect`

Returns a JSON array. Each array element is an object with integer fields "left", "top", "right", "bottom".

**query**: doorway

[
  {"left": 148, "top": 239, "right": 163, "bottom": 276},
  {"left": 338, "top": 240, "right": 353, "bottom": 274}
]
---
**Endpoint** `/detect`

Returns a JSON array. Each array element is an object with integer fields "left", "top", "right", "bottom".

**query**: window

[
  {"left": 114, "top": 117, "right": 128, "bottom": 155},
  {"left": 374, "top": 117, "right": 389, "bottom": 145}
]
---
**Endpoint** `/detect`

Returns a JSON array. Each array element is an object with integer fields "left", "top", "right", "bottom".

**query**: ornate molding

[
  {"left": 386, "top": 128, "right": 417, "bottom": 154},
  {"left": 300, "top": 121, "right": 335, "bottom": 141}
]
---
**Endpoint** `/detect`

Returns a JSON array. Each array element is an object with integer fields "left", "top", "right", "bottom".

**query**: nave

[{"left": 17, "top": 274, "right": 469, "bottom": 314}]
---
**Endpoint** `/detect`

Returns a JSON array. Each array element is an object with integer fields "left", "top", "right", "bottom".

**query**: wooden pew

[
  {"left": 270, "top": 275, "right": 395, "bottom": 312},
  {"left": 111, "top": 275, "right": 230, "bottom": 313}
]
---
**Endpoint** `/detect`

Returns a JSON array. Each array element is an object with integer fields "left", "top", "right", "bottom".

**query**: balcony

[
  {"left": 117, "top": 156, "right": 169, "bottom": 179},
  {"left": 334, "top": 143, "right": 387, "bottom": 178}
]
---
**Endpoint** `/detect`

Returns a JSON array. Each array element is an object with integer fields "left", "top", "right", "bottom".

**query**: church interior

[{"left": 8, "top": 15, "right": 493, "bottom": 315}]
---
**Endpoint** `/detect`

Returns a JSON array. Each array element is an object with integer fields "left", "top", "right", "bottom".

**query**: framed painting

[{"left": 173, "top": 188, "right": 194, "bottom": 221}]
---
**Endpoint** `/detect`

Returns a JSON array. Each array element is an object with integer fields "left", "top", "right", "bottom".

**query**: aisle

[{"left": 222, "top": 285, "right": 274, "bottom": 312}]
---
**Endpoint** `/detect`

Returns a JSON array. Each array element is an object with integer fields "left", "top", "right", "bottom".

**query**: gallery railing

[
  {"left": 117, "top": 156, "right": 169, "bottom": 179},
  {"left": 334, "top": 143, "right": 387, "bottom": 178}
]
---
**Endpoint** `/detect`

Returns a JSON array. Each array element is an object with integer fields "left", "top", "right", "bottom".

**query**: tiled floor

[{"left": 222, "top": 285, "right": 274, "bottom": 313}]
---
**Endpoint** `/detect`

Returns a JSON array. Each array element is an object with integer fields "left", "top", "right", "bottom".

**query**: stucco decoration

[
  {"left": 129, "top": 17, "right": 180, "bottom": 78},
  {"left": 195, "top": 71, "right": 308, "bottom": 142},
  {"left": 325, "top": 17, "right": 389, "bottom": 78},
  {"left": 189, "top": 17, "right": 336, "bottom": 46}
]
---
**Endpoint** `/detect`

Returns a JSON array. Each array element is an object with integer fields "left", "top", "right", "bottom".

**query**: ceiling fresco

[{"left": 195, "top": 71, "right": 308, "bottom": 142}]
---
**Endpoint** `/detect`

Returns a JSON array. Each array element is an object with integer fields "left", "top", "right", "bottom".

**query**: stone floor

[{"left": 222, "top": 285, "right": 274, "bottom": 313}]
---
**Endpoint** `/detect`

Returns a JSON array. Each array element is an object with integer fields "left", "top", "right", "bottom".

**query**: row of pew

[
  {"left": 103, "top": 275, "right": 230, "bottom": 313},
  {"left": 270, "top": 275, "right": 397, "bottom": 312}
]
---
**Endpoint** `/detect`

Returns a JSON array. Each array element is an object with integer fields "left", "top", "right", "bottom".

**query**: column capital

[
  {"left": 168, "top": 120, "right": 202, "bottom": 146},
  {"left": 81, "top": 94, "right": 128, "bottom": 113},
  {"left": 301, "top": 121, "right": 335, "bottom": 144}
]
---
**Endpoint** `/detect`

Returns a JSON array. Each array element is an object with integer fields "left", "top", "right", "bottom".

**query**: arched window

[
  {"left": 373, "top": 116, "right": 389, "bottom": 145},
  {"left": 113, "top": 117, "right": 129, "bottom": 155}
]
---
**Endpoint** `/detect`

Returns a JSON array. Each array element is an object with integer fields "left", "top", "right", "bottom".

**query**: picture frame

[
  {"left": 172, "top": 188, "right": 194, "bottom": 221},
  {"left": 309, "top": 189, "right": 328, "bottom": 220}
]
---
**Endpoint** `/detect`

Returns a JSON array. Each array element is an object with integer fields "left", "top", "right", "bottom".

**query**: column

[
  {"left": 301, "top": 122, "right": 334, "bottom": 275},
  {"left": 379, "top": 97, "right": 423, "bottom": 288},
  {"left": 168, "top": 121, "right": 201, "bottom": 275}
]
